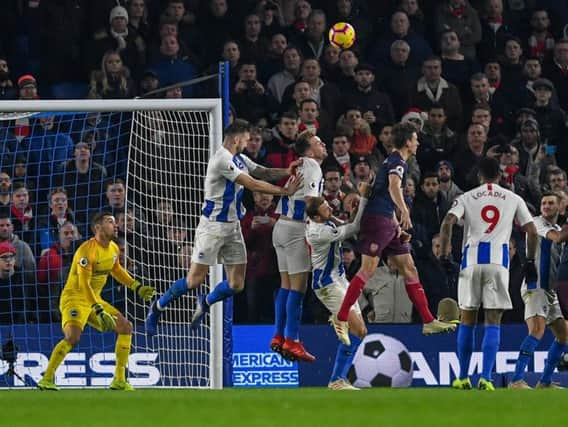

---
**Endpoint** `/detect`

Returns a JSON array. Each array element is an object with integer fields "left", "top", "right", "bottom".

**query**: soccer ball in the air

[
  {"left": 347, "top": 333, "right": 413, "bottom": 387},
  {"left": 328, "top": 22, "right": 356, "bottom": 49}
]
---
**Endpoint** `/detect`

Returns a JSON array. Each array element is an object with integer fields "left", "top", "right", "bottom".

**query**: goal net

[{"left": 0, "top": 99, "right": 224, "bottom": 389}]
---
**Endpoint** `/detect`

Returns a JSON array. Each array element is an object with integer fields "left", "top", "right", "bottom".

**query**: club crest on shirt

[{"left": 79, "top": 257, "right": 88, "bottom": 267}]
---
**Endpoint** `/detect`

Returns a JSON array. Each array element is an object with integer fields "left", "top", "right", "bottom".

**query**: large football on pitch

[{"left": 347, "top": 333, "right": 413, "bottom": 387}]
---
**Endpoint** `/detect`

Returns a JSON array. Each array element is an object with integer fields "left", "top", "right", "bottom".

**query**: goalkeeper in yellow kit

[{"left": 38, "top": 212, "right": 155, "bottom": 391}]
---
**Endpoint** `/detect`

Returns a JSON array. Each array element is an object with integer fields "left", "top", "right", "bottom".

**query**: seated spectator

[
  {"left": 258, "top": 32, "right": 288, "bottom": 84},
  {"left": 512, "top": 58, "right": 560, "bottom": 110},
  {"left": 542, "top": 40, "right": 568, "bottom": 112},
  {"left": 239, "top": 12, "right": 269, "bottom": 65},
  {"left": 404, "top": 176, "right": 417, "bottom": 208},
  {"left": 0, "top": 212, "right": 36, "bottom": 276},
  {"left": 546, "top": 167, "right": 568, "bottom": 193},
  {"left": 35, "top": 187, "right": 76, "bottom": 256},
  {"left": 0, "top": 56, "right": 16, "bottom": 100},
  {"left": 128, "top": 0, "right": 151, "bottom": 45},
  {"left": 267, "top": 46, "right": 302, "bottom": 104},
  {"left": 440, "top": 30, "right": 481, "bottom": 96},
  {"left": 340, "top": 107, "right": 378, "bottom": 159},
  {"left": 512, "top": 118, "right": 554, "bottom": 185},
  {"left": 477, "top": 0, "right": 513, "bottom": 65},
  {"left": 343, "top": 63, "right": 395, "bottom": 135},
  {"left": 101, "top": 178, "right": 126, "bottom": 215},
  {"left": 411, "top": 172, "right": 450, "bottom": 241},
  {"left": 54, "top": 141, "right": 107, "bottom": 232},
  {"left": 527, "top": 8, "right": 555, "bottom": 62},
  {"left": 36, "top": 221, "right": 80, "bottom": 322},
  {"left": 484, "top": 59, "right": 502, "bottom": 94},
  {"left": 239, "top": 191, "right": 279, "bottom": 323},
  {"left": 322, "top": 166, "right": 348, "bottom": 220},
  {"left": 163, "top": 0, "right": 204, "bottom": 66},
  {"left": 359, "top": 258, "right": 413, "bottom": 323},
  {"left": 322, "top": 129, "right": 354, "bottom": 187},
  {"left": 335, "top": 49, "right": 358, "bottom": 92},
  {"left": 139, "top": 69, "right": 160, "bottom": 96},
  {"left": 532, "top": 78, "right": 566, "bottom": 150},
  {"left": 150, "top": 199, "right": 174, "bottom": 240},
  {"left": 434, "top": 0, "right": 481, "bottom": 60},
  {"left": 10, "top": 182, "right": 34, "bottom": 246},
  {"left": 341, "top": 240, "right": 360, "bottom": 281},
  {"left": 242, "top": 126, "right": 268, "bottom": 210},
  {"left": 399, "top": 0, "right": 426, "bottom": 36},
  {"left": 351, "top": 155, "right": 374, "bottom": 187},
  {"left": 465, "top": 72, "right": 509, "bottom": 132},
  {"left": 257, "top": 1, "right": 285, "bottom": 40},
  {"left": 500, "top": 36, "right": 524, "bottom": 90},
  {"left": 411, "top": 56, "right": 463, "bottom": 131},
  {"left": 0, "top": 241, "right": 35, "bottom": 324},
  {"left": 88, "top": 50, "right": 136, "bottom": 99},
  {"left": 264, "top": 111, "right": 298, "bottom": 185},
  {"left": 319, "top": 42, "right": 341, "bottom": 83},
  {"left": 451, "top": 123, "right": 487, "bottom": 190},
  {"left": 292, "top": 9, "right": 328, "bottom": 60},
  {"left": 417, "top": 104, "right": 457, "bottom": 173},
  {"left": 17, "top": 74, "right": 39, "bottom": 100},
  {"left": 436, "top": 160, "right": 463, "bottom": 203},
  {"left": 0, "top": 171, "right": 11, "bottom": 214},
  {"left": 86, "top": 6, "right": 146, "bottom": 80}
]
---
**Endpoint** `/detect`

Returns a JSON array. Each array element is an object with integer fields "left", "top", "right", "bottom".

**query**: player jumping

[
  {"left": 145, "top": 119, "right": 302, "bottom": 336},
  {"left": 38, "top": 212, "right": 155, "bottom": 391},
  {"left": 270, "top": 130, "right": 327, "bottom": 362},
  {"left": 335, "top": 122, "right": 456, "bottom": 337},
  {"left": 509, "top": 193, "right": 568, "bottom": 389},
  {"left": 305, "top": 182, "right": 369, "bottom": 390},
  {"left": 439, "top": 157, "right": 538, "bottom": 391}
]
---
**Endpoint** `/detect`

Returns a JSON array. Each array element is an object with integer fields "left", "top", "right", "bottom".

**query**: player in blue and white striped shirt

[
  {"left": 509, "top": 193, "right": 568, "bottom": 389},
  {"left": 145, "top": 120, "right": 302, "bottom": 336}
]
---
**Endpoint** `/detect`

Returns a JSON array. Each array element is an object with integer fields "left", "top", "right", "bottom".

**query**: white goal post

[{"left": 0, "top": 99, "right": 224, "bottom": 389}]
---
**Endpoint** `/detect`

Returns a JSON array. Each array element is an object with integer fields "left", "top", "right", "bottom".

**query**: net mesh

[{"left": 0, "top": 103, "right": 220, "bottom": 388}]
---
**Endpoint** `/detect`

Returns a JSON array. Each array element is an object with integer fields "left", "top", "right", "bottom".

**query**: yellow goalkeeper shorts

[{"left": 60, "top": 298, "right": 120, "bottom": 332}]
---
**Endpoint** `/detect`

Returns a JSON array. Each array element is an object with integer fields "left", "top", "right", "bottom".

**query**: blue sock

[
  {"left": 540, "top": 340, "right": 568, "bottom": 384},
  {"left": 205, "top": 280, "right": 235, "bottom": 306},
  {"left": 481, "top": 325, "right": 501, "bottom": 381},
  {"left": 274, "top": 288, "right": 289, "bottom": 337},
  {"left": 457, "top": 324, "right": 475, "bottom": 380},
  {"left": 158, "top": 277, "right": 188, "bottom": 309},
  {"left": 512, "top": 335, "right": 540, "bottom": 382},
  {"left": 338, "top": 334, "right": 362, "bottom": 380},
  {"left": 284, "top": 290, "right": 304, "bottom": 340}
]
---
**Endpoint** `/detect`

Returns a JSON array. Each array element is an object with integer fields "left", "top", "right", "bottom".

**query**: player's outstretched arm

[
  {"left": 235, "top": 173, "right": 303, "bottom": 196},
  {"left": 439, "top": 213, "right": 458, "bottom": 258},
  {"left": 251, "top": 159, "right": 302, "bottom": 182}
]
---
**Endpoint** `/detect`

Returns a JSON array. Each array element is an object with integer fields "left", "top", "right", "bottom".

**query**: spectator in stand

[
  {"left": 341, "top": 241, "right": 360, "bottom": 281},
  {"left": 164, "top": 85, "right": 182, "bottom": 98},
  {"left": 0, "top": 241, "right": 35, "bottom": 324},
  {"left": 241, "top": 126, "right": 269, "bottom": 210},
  {"left": 510, "top": 58, "right": 558, "bottom": 110},
  {"left": 368, "top": 11, "right": 432, "bottom": 69},
  {"left": 0, "top": 56, "right": 16, "bottom": 100},
  {"left": 411, "top": 172, "right": 450, "bottom": 241},
  {"left": 88, "top": 50, "right": 136, "bottom": 99},
  {"left": 257, "top": 1, "right": 285, "bottom": 40},
  {"left": 239, "top": 13, "right": 269, "bottom": 64},
  {"left": 17, "top": 74, "right": 38, "bottom": 101},
  {"left": 298, "top": 98, "right": 322, "bottom": 135},
  {"left": 484, "top": 59, "right": 502, "bottom": 94},
  {"left": 547, "top": 168, "right": 568, "bottom": 193},
  {"left": 139, "top": 69, "right": 160, "bottom": 96},
  {"left": 359, "top": 258, "right": 413, "bottom": 323},
  {"left": 436, "top": 160, "right": 463, "bottom": 203},
  {"left": 477, "top": 0, "right": 513, "bottom": 65},
  {"left": 323, "top": 166, "right": 348, "bottom": 220},
  {"left": 264, "top": 111, "right": 299, "bottom": 185},
  {"left": 231, "top": 61, "right": 279, "bottom": 124},
  {"left": 322, "top": 130, "right": 354, "bottom": 181},
  {"left": 198, "top": 0, "right": 237, "bottom": 66},
  {"left": 268, "top": 46, "right": 302, "bottom": 104},
  {"left": 451, "top": 123, "right": 487, "bottom": 190},
  {"left": 330, "top": 0, "right": 373, "bottom": 51},
  {"left": 102, "top": 178, "right": 127, "bottom": 215},
  {"left": 532, "top": 78, "right": 566, "bottom": 150},
  {"left": 466, "top": 72, "right": 509, "bottom": 131},
  {"left": 10, "top": 182, "right": 34, "bottom": 246},
  {"left": 35, "top": 187, "right": 76, "bottom": 256},
  {"left": 149, "top": 34, "right": 197, "bottom": 98},
  {"left": 399, "top": 0, "right": 426, "bottom": 36},
  {"left": 290, "top": 0, "right": 311, "bottom": 35},
  {"left": 293, "top": 9, "right": 328, "bottom": 60},
  {"left": 543, "top": 39, "right": 568, "bottom": 112},
  {"left": 415, "top": 234, "right": 459, "bottom": 318},
  {"left": 0, "top": 212, "right": 36, "bottom": 278},
  {"left": 511, "top": 118, "right": 552, "bottom": 182},
  {"left": 527, "top": 8, "right": 555, "bottom": 62},
  {"left": 320, "top": 43, "right": 341, "bottom": 83},
  {"left": 411, "top": 56, "right": 463, "bottom": 131},
  {"left": 440, "top": 30, "right": 481, "bottom": 97},
  {"left": 343, "top": 63, "right": 395, "bottom": 135},
  {"left": 340, "top": 107, "right": 379, "bottom": 161},
  {"left": 86, "top": 6, "right": 146, "bottom": 80},
  {"left": 36, "top": 221, "right": 80, "bottom": 323},
  {"left": 0, "top": 172, "right": 10, "bottom": 217},
  {"left": 404, "top": 175, "right": 417, "bottom": 208},
  {"left": 128, "top": 0, "right": 151, "bottom": 45},
  {"left": 417, "top": 104, "right": 457, "bottom": 174},
  {"left": 351, "top": 155, "right": 374, "bottom": 187},
  {"left": 435, "top": 0, "right": 481, "bottom": 60},
  {"left": 239, "top": 191, "right": 279, "bottom": 323},
  {"left": 378, "top": 39, "right": 420, "bottom": 119},
  {"left": 258, "top": 32, "right": 288, "bottom": 84},
  {"left": 163, "top": 0, "right": 204, "bottom": 66},
  {"left": 54, "top": 141, "right": 107, "bottom": 232},
  {"left": 500, "top": 36, "right": 524, "bottom": 90}
]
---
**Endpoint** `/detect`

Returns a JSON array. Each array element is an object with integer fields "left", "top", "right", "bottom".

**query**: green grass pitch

[{"left": 1, "top": 388, "right": 564, "bottom": 427}]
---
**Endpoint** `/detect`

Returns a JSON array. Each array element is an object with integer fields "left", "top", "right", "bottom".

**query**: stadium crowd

[{"left": 1, "top": 0, "right": 568, "bottom": 326}]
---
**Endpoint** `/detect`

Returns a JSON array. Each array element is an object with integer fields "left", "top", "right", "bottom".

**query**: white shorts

[
  {"left": 272, "top": 219, "right": 310, "bottom": 274},
  {"left": 458, "top": 264, "right": 512, "bottom": 310},
  {"left": 314, "top": 276, "right": 361, "bottom": 315},
  {"left": 191, "top": 217, "right": 246, "bottom": 266},
  {"left": 521, "top": 286, "right": 564, "bottom": 324}
]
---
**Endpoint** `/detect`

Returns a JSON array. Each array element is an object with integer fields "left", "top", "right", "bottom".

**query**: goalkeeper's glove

[
  {"left": 522, "top": 259, "right": 538, "bottom": 290},
  {"left": 132, "top": 280, "right": 155, "bottom": 302},
  {"left": 91, "top": 303, "right": 117, "bottom": 332}
]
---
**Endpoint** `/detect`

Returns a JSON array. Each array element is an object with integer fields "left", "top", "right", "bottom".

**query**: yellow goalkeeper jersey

[{"left": 60, "top": 238, "right": 135, "bottom": 305}]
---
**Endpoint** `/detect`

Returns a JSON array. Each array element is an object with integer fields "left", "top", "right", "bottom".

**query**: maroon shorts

[{"left": 356, "top": 213, "right": 410, "bottom": 258}]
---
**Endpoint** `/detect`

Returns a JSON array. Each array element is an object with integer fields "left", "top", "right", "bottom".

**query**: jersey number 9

[{"left": 481, "top": 205, "right": 500, "bottom": 233}]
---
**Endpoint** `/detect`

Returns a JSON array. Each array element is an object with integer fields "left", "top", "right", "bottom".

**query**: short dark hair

[
  {"left": 391, "top": 122, "right": 416, "bottom": 149},
  {"left": 295, "top": 129, "right": 317, "bottom": 156},
  {"left": 280, "top": 111, "right": 298, "bottom": 122},
  {"left": 324, "top": 165, "right": 343, "bottom": 176},
  {"left": 105, "top": 178, "right": 125, "bottom": 190},
  {"left": 224, "top": 119, "right": 251, "bottom": 140},
  {"left": 421, "top": 171, "right": 439, "bottom": 185},
  {"left": 49, "top": 187, "right": 68, "bottom": 199},
  {"left": 305, "top": 196, "right": 325, "bottom": 219},
  {"left": 541, "top": 192, "right": 560, "bottom": 202},
  {"left": 299, "top": 98, "right": 319, "bottom": 110},
  {"left": 478, "top": 157, "right": 500, "bottom": 181},
  {"left": 90, "top": 211, "right": 114, "bottom": 234}
]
